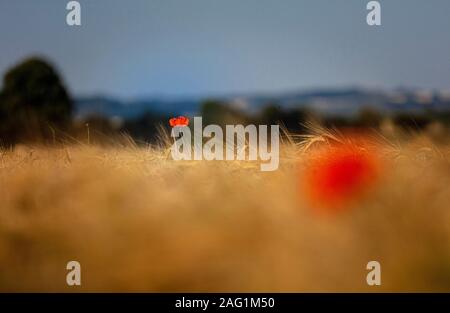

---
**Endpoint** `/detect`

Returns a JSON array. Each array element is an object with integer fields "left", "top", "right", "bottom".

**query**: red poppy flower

[
  {"left": 169, "top": 116, "right": 190, "bottom": 127},
  {"left": 301, "top": 140, "right": 382, "bottom": 214}
]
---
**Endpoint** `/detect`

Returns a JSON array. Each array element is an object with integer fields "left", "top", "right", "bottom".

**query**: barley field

[{"left": 0, "top": 128, "right": 449, "bottom": 292}]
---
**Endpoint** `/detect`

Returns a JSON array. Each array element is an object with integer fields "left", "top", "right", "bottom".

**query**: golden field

[{"left": 0, "top": 129, "right": 449, "bottom": 292}]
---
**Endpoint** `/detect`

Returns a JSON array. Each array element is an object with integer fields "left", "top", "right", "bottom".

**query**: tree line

[{"left": 1, "top": 57, "right": 448, "bottom": 146}]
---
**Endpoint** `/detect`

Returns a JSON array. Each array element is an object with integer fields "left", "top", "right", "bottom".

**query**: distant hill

[
  {"left": 75, "top": 96, "right": 200, "bottom": 119},
  {"left": 75, "top": 87, "right": 450, "bottom": 119}
]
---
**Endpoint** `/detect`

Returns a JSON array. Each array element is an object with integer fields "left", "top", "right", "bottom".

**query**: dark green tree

[
  {"left": 259, "top": 103, "right": 313, "bottom": 133},
  {"left": 356, "top": 107, "right": 383, "bottom": 128},
  {"left": 0, "top": 57, "right": 72, "bottom": 145},
  {"left": 200, "top": 99, "right": 248, "bottom": 126}
]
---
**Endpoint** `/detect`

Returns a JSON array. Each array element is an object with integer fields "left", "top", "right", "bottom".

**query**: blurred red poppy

[
  {"left": 302, "top": 140, "right": 382, "bottom": 215},
  {"left": 169, "top": 116, "right": 189, "bottom": 127}
]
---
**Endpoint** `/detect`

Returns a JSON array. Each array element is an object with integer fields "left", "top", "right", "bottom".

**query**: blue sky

[{"left": 1, "top": 0, "right": 450, "bottom": 98}]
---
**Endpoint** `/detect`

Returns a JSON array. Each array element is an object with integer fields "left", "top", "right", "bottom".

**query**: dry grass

[{"left": 0, "top": 129, "right": 449, "bottom": 292}]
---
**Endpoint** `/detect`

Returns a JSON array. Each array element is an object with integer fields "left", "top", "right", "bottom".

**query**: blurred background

[
  {"left": 0, "top": 0, "right": 449, "bottom": 145},
  {"left": 1, "top": 1, "right": 450, "bottom": 292}
]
